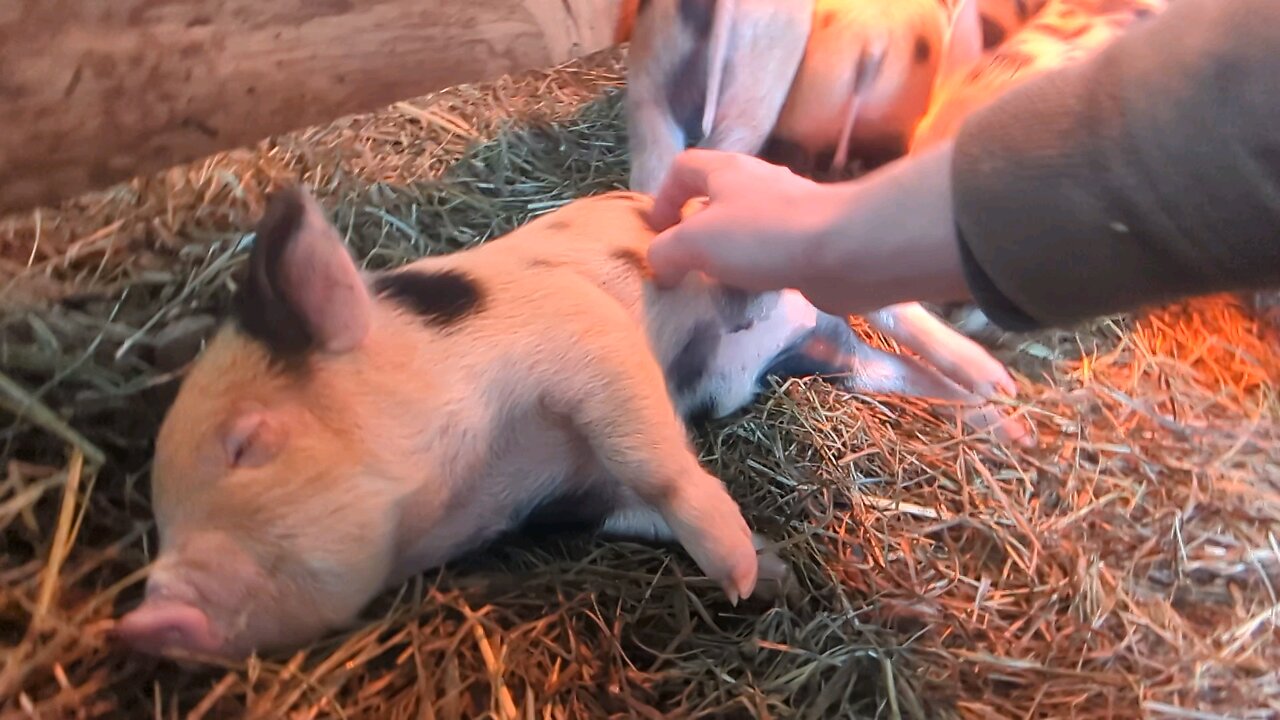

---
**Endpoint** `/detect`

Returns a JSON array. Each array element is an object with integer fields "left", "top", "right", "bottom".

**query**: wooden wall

[{"left": 0, "top": 0, "right": 630, "bottom": 215}]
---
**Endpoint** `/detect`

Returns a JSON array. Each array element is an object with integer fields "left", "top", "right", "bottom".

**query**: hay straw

[{"left": 2, "top": 45, "right": 1279, "bottom": 719}]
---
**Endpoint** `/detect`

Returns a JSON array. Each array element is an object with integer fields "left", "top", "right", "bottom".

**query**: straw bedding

[{"left": 2, "top": 48, "right": 1278, "bottom": 719}]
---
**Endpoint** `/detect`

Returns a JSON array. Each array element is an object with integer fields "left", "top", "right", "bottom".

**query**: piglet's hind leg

[
  {"left": 600, "top": 505, "right": 791, "bottom": 599},
  {"left": 558, "top": 336, "right": 760, "bottom": 603}
]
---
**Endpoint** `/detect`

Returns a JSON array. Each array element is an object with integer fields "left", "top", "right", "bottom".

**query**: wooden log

[{"left": 0, "top": 0, "right": 628, "bottom": 216}]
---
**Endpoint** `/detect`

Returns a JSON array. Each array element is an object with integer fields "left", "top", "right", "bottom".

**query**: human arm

[{"left": 952, "top": 0, "right": 1280, "bottom": 330}]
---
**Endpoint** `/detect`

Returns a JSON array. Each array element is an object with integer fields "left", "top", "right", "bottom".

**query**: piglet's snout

[
  {"left": 115, "top": 580, "right": 225, "bottom": 658},
  {"left": 114, "top": 548, "right": 245, "bottom": 659}
]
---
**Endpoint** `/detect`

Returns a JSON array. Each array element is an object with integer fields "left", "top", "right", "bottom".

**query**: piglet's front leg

[{"left": 557, "top": 346, "right": 759, "bottom": 604}]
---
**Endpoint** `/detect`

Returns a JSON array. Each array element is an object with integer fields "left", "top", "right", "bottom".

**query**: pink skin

[
  {"left": 113, "top": 554, "right": 345, "bottom": 660},
  {"left": 114, "top": 544, "right": 248, "bottom": 659},
  {"left": 112, "top": 521, "right": 363, "bottom": 659},
  {"left": 114, "top": 598, "right": 221, "bottom": 658}
]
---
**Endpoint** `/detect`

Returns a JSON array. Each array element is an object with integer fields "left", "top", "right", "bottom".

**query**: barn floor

[{"left": 2, "top": 49, "right": 1278, "bottom": 719}]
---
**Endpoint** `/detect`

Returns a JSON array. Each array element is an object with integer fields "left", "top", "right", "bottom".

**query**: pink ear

[
  {"left": 279, "top": 191, "right": 373, "bottom": 354},
  {"left": 235, "top": 186, "right": 373, "bottom": 356},
  {"left": 222, "top": 410, "right": 286, "bottom": 469}
]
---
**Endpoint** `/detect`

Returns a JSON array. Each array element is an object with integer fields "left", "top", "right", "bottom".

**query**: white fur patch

[{"left": 699, "top": 289, "right": 819, "bottom": 417}]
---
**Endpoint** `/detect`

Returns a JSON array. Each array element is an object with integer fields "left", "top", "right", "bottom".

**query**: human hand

[
  {"left": 645, "top": 149, "right": 839, "bottom": 292},
  {"left": 645, "top": 145, "right": 974, "bottom": 318}
]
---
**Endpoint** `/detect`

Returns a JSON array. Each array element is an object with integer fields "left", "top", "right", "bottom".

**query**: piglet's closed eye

[
  {"left": 235, "top": 186, "right": 373, "bottom": 358},
  {"left": 221, "top": 408, "right": 286, "bottom": 469}
]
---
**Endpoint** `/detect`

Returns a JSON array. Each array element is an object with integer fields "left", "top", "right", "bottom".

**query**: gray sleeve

[{"left": 951, "top": 0, "right": 1280, "bottom": 331}]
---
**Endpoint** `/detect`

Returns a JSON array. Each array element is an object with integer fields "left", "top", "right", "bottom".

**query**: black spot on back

[
  {"left": 716, "top": 287, "right": 755, "bottom": 332},
  {"left": 913, "top": 35, "right": 932, "bottom": 64},
  {"left": 233, "top": 186, "right": 316, "bottom": 358},
  {"left": 666, "top": 52, "right": 709, "bottom": 146},
  {"left": 668, "top": 320, "right": 721, "bottom": 395},
  {"left": 374, "top": 269, "right": 484, "bottom": 328},
  {"left": 678, "top": 0, "right": 714, "bottom": 31}
]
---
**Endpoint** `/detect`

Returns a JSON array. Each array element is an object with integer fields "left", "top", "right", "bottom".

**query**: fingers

[
  {"left": 648, "top": 148, "right": 735, "bottom": 229},
  {"left": 646, "top": 149, "right": 750, "bottom": 288},
  {"left": 648, "top": 220, "right": 709, "bottom": 288}
]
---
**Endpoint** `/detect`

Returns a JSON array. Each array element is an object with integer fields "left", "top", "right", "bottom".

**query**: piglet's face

[{"left": 117, "top": 187, "right": 403, "bottom": 659}]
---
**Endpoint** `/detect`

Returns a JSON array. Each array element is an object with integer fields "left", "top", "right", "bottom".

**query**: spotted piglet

[
  {"left": 113, "top": 186, "right": 1020, "bottom": 660},
  {"left": 625, "top": 0, "right": 1048, "bottom": 189},
  {"left": 768, "top": 0, "right": 955, "bottom": 177}
]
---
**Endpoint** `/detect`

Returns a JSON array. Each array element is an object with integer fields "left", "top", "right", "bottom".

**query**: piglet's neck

[{"left": 353, "top": 310, "right": 456, "bottom": 420}]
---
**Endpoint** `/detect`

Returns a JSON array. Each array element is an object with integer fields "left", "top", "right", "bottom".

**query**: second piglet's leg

[
  {"left": 865, "top": 302, "right": 1017, "bottom": 399},
  {"left": 627, "top": 93, "right": 688, "bottom": 195},
  {"left": 558, "top": 346, "right": 759, "bottom": 604},
  {"left": 765, "top": 312, "right": 1032, "bottom": 446}
]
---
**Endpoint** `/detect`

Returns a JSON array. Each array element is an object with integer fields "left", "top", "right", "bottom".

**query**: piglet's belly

[{"left": 390, "top": 413, "right": 609, "bottom": 581}]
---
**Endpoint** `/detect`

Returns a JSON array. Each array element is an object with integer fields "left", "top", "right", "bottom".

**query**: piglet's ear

[
  {"left": 221, "top": 409, "right": 286, "bottom": 469},
  {"left": 234, "top": 185, "right": 372, "bottom": 357}
]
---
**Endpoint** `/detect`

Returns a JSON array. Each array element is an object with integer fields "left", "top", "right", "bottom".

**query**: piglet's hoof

[
  {"left": 672, "top": 483, "right": 759, "bottom": 605},
  {"left": 747, "top": 534, "right": 797, "bottom": 605},
  {"left": 963, "top": 403, "right": 1035, "bottom": 448}
]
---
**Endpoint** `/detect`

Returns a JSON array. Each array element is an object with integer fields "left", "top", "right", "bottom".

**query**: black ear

[
  {"left": 235, "top": 186, "right": 313, "bottom": 357},
  {"left": 233, "top": 186, "right": 372, "bottom": 358}
]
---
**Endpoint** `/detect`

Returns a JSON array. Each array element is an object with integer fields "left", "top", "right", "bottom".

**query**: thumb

[{"left": 647, "top": 221, "right": 710, "bottom": 288}]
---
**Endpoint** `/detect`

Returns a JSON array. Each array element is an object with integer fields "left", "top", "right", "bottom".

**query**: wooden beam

[{"left": 0, "top": 0, "right": 627, "bottom": 216}]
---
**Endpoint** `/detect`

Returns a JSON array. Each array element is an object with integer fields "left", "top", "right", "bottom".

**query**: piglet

[
  {"left": 769, "top": 0, "right": 953, "bottom": 177},
  {"left": 624, "top": 0, "right": 1049, "bottom": 186},
  {"left": 114, "top": 186, "right": 1022, "bottom": 660}
]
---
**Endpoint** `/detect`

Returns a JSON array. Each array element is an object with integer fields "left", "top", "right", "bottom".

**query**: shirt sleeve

[{"left": 950, "top": 0, "right": 1280, "bottom": 331}]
